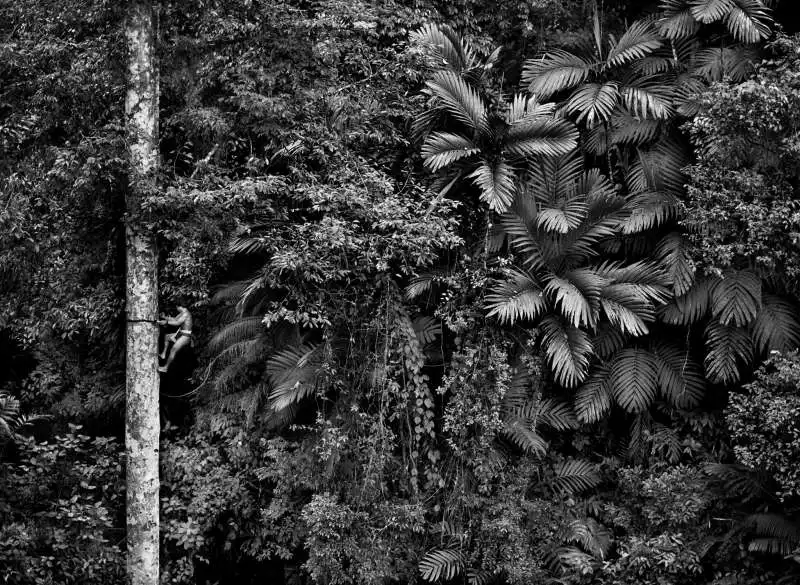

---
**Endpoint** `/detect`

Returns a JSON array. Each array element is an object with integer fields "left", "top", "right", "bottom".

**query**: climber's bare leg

[{"left": 158, "top": 335, "right": 189, "bottom": 373}]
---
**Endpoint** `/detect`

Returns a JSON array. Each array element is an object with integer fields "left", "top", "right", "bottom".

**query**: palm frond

[
  {"left": 420, "top": 548, "right": 466, "bottom": 583},
  {"left": 694, "top": 45, "right": 758, "bottom": 82},
  {"left": 609, "top": 348, "right": 660, "bottom": 412},
  {"left": 522, "top": 50, "right": 594, "bottom": 100},
  {"left": 537, "top": 398, "right": 579, "bottom": 430},
  {"left": 505, "top": 93, "right": 557, "bottom": 124},
  {"left": 600, "top": 284, "right": 653, "bottom": 337},
  {"left": 620, "top": 83, "right": 674, "bottom": 120},
  {"left": 660, "top": 277, "right": 711, "bottom": 325},
  {"left": 575, "top": 365, "right": 612, "bottom": 423},
  {"left": 691, "top": 0, "right": 737, "bottom": 23},
  {"left": 421, "top": 132, "right": 479, "bottom": 171},
  {"left": 564, "top": 82, "right": 620, "bottom": 126},
  {"left": 652, "top": 342, "right": 705, "bottom": 408},
  {"left": 659, "top": 0, "right": 701, "bottom": 39},
  {"left": 499, "top": 211, "right": 546, "bottom": 269},
  {"left": 545, "top": 275, "right": 596, "bottom": 329},
  {"left": 619, "top": 191, "right": 679, "bottom": 235},
  {"left": 704, "top": 321, "right": 753, "bottom": 384},
  {"left": 553, "top": 459, "right": 601, "bottom": 494},
  {"left": 426, "top": 70, "right": 489, "bottom": 134},
  {"left": 655, "top": 232, "right": 695, "bottom": 296},
  {"left": 704, "top": 462, "right": 774, "bottom": 502},
  {"left": 266, "top": 343, "right": 321, "bottom": 411},
  {"left": 503, "top": 418, "right": 549, "bottom": 456},
  {"left": 486, "top": 268, "right": 546, "bottom": 325},
  {"left": 540, "top": 315, "right": 593, "bottom": 388},
  {"left": 208, "top": 316, "right": 265, "bottom": 354},
  {"left": 723, "top": 0, "right": 772, "bottom": 43},
  {"left": 537, "top": 199, "right": 588, "bottom": 234},
  {"left": 606, "top": 20, "right": 663, "bottom": 68},
  {"left": 413, "top": 316, "right": 442, "bottom": 346},
  {"left": 750, "top": 294, "right": 800, "bottom": 353},
  {"left": 610, "top": 112, "right": 663, "bottom": 146},
  {"left": 710, "top": 270, "right": 761, "bottom": 327},
  {"left": 412, "top": 23, "right": 477, "bottom": 72},
  {"left": 504, "top": 118, "right": 579, "bottom": 158},
  {"left": 468, "top": 160, "right": 516, "bottom": 213},
  {"left": 564, "top": 518, "right": 613, "bottom": 559},
  {"left": 592, "top": 323, "right": 627, "bottom": 359},
  {"left": 627, "top": 139, "right": 687, "bottom": 194},
  {"left": 745, "top": 514, "right": 800, "bottom": 555}
]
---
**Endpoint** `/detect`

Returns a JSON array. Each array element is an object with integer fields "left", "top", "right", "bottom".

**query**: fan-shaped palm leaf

[{"left": 540, "top": 315, "right": 593, "bottom": 388}]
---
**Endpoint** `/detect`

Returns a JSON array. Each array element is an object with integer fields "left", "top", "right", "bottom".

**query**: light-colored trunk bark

[{"left": 125, "top": 2, "right": 160, "bottom": 585}]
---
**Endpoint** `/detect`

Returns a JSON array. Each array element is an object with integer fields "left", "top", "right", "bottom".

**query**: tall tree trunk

[{"left": 125, "top": 2, "right": 160, "bottom": 584}]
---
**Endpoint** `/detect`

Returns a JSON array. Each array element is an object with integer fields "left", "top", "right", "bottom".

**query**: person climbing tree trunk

[{"left": 125, "top": 1, "right": 160, "bottom": 584}]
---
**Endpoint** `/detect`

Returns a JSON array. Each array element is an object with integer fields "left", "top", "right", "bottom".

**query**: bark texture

[{"left": 125, "top": 2, "right": 160, "bottom": 585}]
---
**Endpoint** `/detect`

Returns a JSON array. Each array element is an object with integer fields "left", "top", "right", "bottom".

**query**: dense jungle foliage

[{"left": 3, "top": 0, "right": 800, "bottom": 583}]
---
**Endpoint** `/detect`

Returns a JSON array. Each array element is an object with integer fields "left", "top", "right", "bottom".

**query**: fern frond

[
  {"left": 710, "top": 270, "right": 761, "bottom": 327},
  {"left": 419, "top": 548, "right": 466, "bottom": 582},
  {"left": 564, "top": 518, "right": 613, "bottom": 559},
  {"left": 522, "top": 50, "right": 594, "bottom": 100},
  {"left": 704, "top": 463, "right": 774, "bottom": 502},
  {"left": 540, "top": 315, "right": 593, "bottom": 388},
  {"left": 704, "top": 321, "right": 753, "bottom": 384},
  {"left": 421, "top": 132, "right": 480, "bottom": 171},
  {"left": 426, "top": 70, "right": 489, "bottom": 134},
  {"left": 751, "top": 294, "right": 800, "bottom": 353},
  {"left": 553, "top": 459, "right": 601, "bottom": 494}
]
